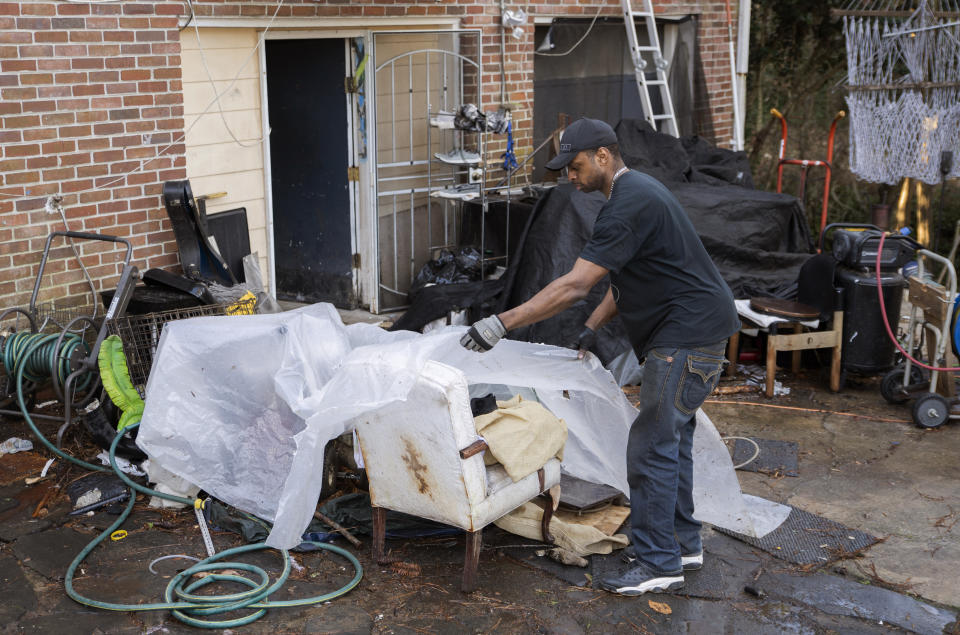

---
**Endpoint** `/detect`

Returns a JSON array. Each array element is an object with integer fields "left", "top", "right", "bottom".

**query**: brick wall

[
  {"left": 1, "top": 0, "right": 186, "bottom": 312},
  {"left": 0, "top": 0, "right": 736, "bottom": 313}
]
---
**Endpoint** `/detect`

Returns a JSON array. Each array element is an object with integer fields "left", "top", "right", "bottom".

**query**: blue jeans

[{"left": 628, "top": 342, "right": 727, "bottom": 573}]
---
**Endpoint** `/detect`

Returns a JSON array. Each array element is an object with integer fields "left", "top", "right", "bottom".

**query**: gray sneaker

[
  {"left": 599, "top": 562, "right": 684, "bottom": 596},
  {"left": 621, "top": 546, "right": 703, "bottom": 571}
]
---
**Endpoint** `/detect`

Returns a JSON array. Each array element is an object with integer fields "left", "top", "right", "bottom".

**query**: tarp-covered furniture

[{"left": 354, "top": 360, "right": 560, "bottom": 592}]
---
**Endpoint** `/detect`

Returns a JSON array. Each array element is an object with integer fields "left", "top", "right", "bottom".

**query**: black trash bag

[
  {"left": 81, "top": 396, "right": 147, "bottom": 462},
  {"left": 410, "top": 246, "right": 484, "bottom": 296}
]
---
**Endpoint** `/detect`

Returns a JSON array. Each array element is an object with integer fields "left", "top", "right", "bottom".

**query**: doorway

[{"left": 265, "top": 38, "right": 355, "bottom": 307}]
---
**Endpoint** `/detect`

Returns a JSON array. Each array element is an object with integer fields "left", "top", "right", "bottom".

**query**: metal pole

[
  {"left": 390, "top": 61, "right": 396, "bottom": 163},
  {"left": 392, "top": 193, "right": 398, "bottom": 293},
  {"left": 410, "top": 189, "right": 415, "bottom": 285},
  {"left": 426, "top": 52, "right": 432, "bottom": 253},
  {"left": 736, "top": 0, "right": 751, "bottom": 150},
  {"left": 724, "top": 0, "right": 743, "bottom": 150}
]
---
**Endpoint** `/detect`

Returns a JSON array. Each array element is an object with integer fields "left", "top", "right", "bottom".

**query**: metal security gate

[{"left": 371, "top": 30, "right": 481, "bottom": 311}]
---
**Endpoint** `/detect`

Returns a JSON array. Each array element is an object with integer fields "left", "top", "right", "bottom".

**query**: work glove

[
  {"left": 573, "top": 326, "right": 597, "bottom": 360},
  {"left": 461, "top": 315, "right": 507, "bottom": 352}
]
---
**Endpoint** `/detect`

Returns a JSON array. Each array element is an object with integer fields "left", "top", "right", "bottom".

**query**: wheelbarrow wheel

[
  {"left": 911, "top": 393, "right": 950, "bottom": 429},
  {"left": 880, "top": 364, "right": 925, "bottom": 404}
]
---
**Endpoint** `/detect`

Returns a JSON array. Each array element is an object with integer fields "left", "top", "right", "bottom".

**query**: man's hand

[
  {"left": 573, "top": 326, "right": 597, "bottom": 359},
  {"left": 461, "top": 315, "right": 507, "bottom": 352}
]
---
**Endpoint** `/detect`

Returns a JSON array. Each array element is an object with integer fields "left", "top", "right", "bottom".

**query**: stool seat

[{"left": 749, "top": 297, "right": 820, "bottom": 320}]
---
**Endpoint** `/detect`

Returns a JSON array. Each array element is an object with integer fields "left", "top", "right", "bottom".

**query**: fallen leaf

[{"left": 648, "top": 600, "right": 672, "bottom": 615}]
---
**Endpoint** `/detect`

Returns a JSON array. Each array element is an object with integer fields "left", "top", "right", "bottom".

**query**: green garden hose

[
  {"left": 12, "top": 332, "right": 106, "bottom": 473},
  {"left": 7, "top": 332, "right": 363, "bottom": 628}
]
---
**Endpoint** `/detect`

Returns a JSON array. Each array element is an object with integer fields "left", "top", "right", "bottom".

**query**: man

[{"left": 459, "top": 118, "right": 739, "bottom": 596}]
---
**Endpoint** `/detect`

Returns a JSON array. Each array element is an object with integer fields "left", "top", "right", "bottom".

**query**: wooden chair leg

[
  {"left": 830, "top": 311, "right": 843, "bottom": 392},
  {"left": 726, "top": 331, "right": 740, "bottom": 377},
  {"left": 791, "top": 324, "right": 803, "bottom": 374},
  {"left": 462, "top": 530, "right": 482, "bottom": 593},
  {"left": 372, "top": 506, "right": 387, "bottom": 565},
  {"left": 766, "top": 333, "right": 777, "bottom": 398}
]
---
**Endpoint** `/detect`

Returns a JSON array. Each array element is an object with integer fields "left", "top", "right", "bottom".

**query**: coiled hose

[
  {"left": 6, "top": 330, "right": 363, "bottom": 628},
  {"left": 2, "top": 331, "right": 94, "bottom": 394}
]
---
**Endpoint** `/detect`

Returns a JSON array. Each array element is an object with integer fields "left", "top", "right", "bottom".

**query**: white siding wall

[{"left": 180, "top": 28, "right": 269, "bottom": 288}]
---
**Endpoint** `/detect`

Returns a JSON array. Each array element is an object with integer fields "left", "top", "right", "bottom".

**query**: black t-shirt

[{"left": 580, "top": 170, "right": 740, "bottom": 355}]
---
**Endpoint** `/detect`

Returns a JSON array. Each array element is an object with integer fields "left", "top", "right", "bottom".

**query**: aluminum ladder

[{"left": 622, "top": 0, "right": 679, "bottom": 137}]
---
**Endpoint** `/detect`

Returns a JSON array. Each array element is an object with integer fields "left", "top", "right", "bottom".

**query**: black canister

[{"left": 836, "top": 265, "right": 905, "bottom": 374}]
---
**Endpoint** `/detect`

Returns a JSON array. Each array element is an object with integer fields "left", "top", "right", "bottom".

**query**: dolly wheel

[
  {"left": 911, "top": 393, "right": 950, "bottom": 429},
  {"left": 880, "top": 364, "right": 924, "bottom": 404}
]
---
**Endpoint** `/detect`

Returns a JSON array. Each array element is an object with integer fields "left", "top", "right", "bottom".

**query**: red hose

[{"left": 876, "top": 232, "right": 960, "bottom": 372}]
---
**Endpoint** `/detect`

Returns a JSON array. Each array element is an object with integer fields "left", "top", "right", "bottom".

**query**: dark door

[{"left": 266, "top": 38, "right": 355, "bottom": 307}]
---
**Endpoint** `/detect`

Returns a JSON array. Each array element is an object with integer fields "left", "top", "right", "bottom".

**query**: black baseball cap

[{"left": 545, "top": 118, "right": 618, "bottom": 170}]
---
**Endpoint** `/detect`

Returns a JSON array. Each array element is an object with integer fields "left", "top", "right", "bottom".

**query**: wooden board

[{"left": 908, "top": 276, "right": 951, "bottom": 327}]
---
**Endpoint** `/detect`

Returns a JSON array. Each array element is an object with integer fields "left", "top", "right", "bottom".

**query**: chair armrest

[{"left": 459, "top": 439, "right": 488, "bottom": 459}]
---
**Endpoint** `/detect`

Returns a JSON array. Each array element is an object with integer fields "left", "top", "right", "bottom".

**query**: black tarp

[
  {"left": 389, "top": 279, "right": 504, "bottom": 333},
  {"left": 498, "top": 120, "right": 813, "bottom": 362},
  {"left": 497, "top": 186, "right": 631, "bottom": 365},
  {"left": 615, "top": 119, "right": 755, "bottom": 188}
]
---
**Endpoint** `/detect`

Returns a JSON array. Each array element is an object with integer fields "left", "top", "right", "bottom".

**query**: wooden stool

[{"left": 728, "top": 298, "right": 843, "bottom": 398}]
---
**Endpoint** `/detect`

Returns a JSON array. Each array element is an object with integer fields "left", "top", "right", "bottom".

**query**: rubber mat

[
  {"left": 715, "top": 505, "right": 878, "bottom": 566},
  {"left": 733, "top": 437, "right": 799, "bottom": 477}
]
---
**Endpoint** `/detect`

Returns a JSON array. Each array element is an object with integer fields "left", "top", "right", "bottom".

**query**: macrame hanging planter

[{"left": 839, "top": 0, "right": 960, "bottom": 185}]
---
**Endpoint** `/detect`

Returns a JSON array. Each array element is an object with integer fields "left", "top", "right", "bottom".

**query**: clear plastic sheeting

[{"left": 138, "top": 304, "right": 789, "bottom": 549}]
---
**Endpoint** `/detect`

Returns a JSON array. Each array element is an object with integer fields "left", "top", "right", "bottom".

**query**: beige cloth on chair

[{"left": 473, "top": 395, "right": 567, "bottom": 482}]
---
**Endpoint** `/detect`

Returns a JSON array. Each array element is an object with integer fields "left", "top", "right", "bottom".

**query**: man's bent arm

[
  {"left": 585, "top": 286, "right": 618, "bottom": 331},
  {"left": 498, "top": 258, "right": 609, "bottom": 331}
]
